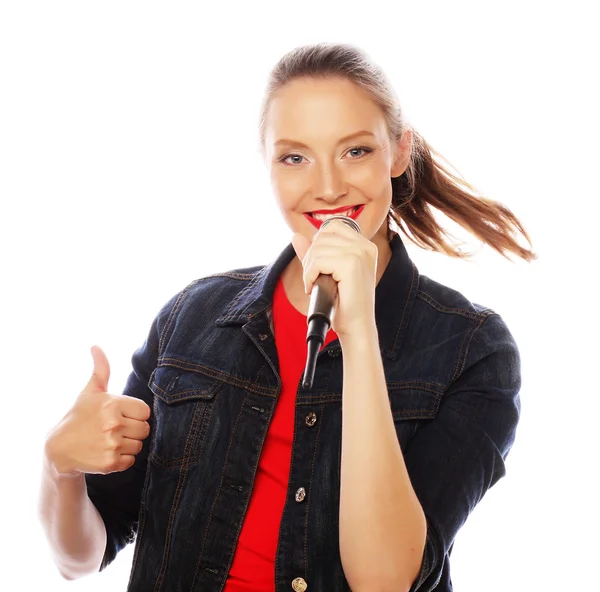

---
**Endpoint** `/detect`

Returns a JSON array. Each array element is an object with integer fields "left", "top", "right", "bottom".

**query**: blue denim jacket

[{"left": 85, "top": 232, "right": 521, "bottom": 591}]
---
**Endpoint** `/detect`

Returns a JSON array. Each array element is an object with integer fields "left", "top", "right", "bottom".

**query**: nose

[{"left": 311, "top": 160, "right": 347, "bottom": 202}]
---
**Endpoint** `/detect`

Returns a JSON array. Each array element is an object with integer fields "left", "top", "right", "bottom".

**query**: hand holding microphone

[{"left": 290, "top": 215, "right": 379, "bottom": 389}]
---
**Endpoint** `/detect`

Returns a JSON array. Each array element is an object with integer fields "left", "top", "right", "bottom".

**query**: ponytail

[{"left": 389, "top": 130, "right": 537, "bottom": 262}]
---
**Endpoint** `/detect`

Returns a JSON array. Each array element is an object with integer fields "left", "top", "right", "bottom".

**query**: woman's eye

[
  {"left": 347, "top": 146, "right": 371, "bottom": 158},
  {"left": 279, "top": 146, "right": 372, "bottom": 166},
  {"left": 283, "top": 154, "right": 305, "bottom": 165}
]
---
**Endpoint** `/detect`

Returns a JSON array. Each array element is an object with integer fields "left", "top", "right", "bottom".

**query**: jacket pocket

[
  {"left": 148, "top": 363, "right": 223, "bottom": 468},
  {"left": 388, "top": 384, "right": 443, "bottom": 447}
]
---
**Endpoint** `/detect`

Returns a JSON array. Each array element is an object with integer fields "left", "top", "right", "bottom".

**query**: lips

[
  {"left": 310, "top": 204, "right": 359, "bottom": 215},
  {"left": 304, "top": 204, "right": 365, "bottom": 230}
]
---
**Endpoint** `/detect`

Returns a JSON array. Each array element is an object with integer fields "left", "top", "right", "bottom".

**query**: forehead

[{"left": 265, "top": 77, "right": 387, "bottom": 141}]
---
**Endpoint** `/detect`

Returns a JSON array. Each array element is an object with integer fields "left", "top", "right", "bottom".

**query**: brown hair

[{"left": 258, "top": 42, "right": 537, "bottom": 262}]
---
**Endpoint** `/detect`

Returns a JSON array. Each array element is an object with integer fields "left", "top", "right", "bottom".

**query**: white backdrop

[{"left": 1, "top": 1, "right": 598, "bottom": 590}]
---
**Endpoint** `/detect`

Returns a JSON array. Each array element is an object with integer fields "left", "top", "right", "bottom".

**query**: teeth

[{"left": 311, "top": 206, "right": 358, "bottom": 221}]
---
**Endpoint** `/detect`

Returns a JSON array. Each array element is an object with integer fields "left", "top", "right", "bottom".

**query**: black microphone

[{"left": 302, "top": 214, "right": 361, "bottom": 389}]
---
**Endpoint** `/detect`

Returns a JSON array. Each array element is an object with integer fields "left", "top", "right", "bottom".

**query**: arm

[
  {"left": 82, "top": 340, "right": 158, "bottom": 572},
  {"left": 404, "top": 312, "right": 521, "bottom": 591},
  {"left": 38, "top": 289, "right": 183, "bottom": 577},
  {"left": 338, "top": 322, "right": 427, "bottom": 592},
  {"left": 38, "top": 457, "right": 107, "bottom": 579},
  {"left": 338, "top": 312, "right": 521, "bottom": 592},
  {"left": 38, "top": 342, "right": 153, "bottom": 579}
]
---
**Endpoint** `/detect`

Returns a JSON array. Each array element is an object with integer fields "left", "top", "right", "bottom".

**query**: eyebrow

[{"left": 273, "top": 130, "right": 376, "bottom": 149}]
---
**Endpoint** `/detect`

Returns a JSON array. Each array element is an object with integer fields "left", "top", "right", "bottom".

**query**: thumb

[
  {"left": 291, "top": 232, "right": 311, "bottom": 264},
  {"left": 87, "top": 345, "right": 111, "bottom": 393}
]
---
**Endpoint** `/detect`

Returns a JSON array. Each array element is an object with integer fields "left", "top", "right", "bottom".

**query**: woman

[{"left": 39, "top": 42, "right": 536, "bottom": 592}]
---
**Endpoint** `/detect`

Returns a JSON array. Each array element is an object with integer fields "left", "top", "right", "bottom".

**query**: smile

[{"left": 304, "top": 205, "right": 364, "bottom": 230}]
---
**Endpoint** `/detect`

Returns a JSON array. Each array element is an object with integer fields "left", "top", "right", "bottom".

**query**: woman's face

[{"left": 263, "top": 76, "right": 410, "bottom": 248}]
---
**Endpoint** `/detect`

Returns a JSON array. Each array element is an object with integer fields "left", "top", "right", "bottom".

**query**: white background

[{"left": 1, "top": 1, "right": 598, "bottom": 590}]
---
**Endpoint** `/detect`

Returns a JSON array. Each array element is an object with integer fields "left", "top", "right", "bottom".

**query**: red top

[{"left": 224, "top": 275, "right": 338, "bottom": 591}]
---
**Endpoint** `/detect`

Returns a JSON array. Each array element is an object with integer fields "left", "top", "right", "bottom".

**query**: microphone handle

[
  {"left": 307, "top": 274, "right": 338, "bottom": 325},
  {"left": 302, "top": 275, "right": 337, "bottom": 389}
]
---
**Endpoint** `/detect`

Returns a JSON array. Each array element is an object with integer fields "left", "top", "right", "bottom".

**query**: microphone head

[{"left": 319, "top": 214, "right": 361, "bottom": 234}]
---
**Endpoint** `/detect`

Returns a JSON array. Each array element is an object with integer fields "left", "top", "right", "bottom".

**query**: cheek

[
  {"left": 349, "top": 161, "right": 392, "bottom": 196},
  {"left": 270, "top": 171, "right": 305, "bottom": 202}
]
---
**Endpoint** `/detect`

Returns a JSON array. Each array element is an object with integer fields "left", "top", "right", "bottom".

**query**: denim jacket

[{"left": 85, "top": 232, "right": 521, "bottom": 591}]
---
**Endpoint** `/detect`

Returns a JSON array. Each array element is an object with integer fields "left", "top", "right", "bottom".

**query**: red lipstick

[
  {"left": 304, "top": 204, "right": 365, "bottom": 230},
  {"left": 310, "top": 204, "right": 359, "bottom": 215}
]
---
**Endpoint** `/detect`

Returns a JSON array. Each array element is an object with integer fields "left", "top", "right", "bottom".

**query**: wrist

[
  {"left": 44, "top": 435, "right": 81, "bottom": 480},
  {"left": 338, "top": 320, "right": 379, "bottom": 348}
]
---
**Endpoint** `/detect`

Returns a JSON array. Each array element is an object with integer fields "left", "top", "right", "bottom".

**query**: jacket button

[
  {"left": 259, "top": 333, "right": 269, "bottom": 341},
  {"left": 305, "top": 412, "right": 317, "bottom": 427},
  {"left": 295, "top": 487, "right": 306, "bottom": 502},
  {"left": 292, "top": 577, "right": 308, "bottom": 591}
]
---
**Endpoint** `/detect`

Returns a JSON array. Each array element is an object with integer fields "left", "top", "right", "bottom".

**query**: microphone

[{"left": 301, "top": 214, "right": 361, "bottom": 390}]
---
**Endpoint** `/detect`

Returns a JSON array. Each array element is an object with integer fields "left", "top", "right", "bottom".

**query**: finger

[
  {"left": 115, "top": 394, "right": 151, "bottom": 421},
  {"left": 304, "top": 256, "right": 337, "bottom": 293},
  {"left": 302, "top": 233, "right": 355, "bottom": 268},
  {"left": 118, "top": 417, "right": 151, "bottom": 440},
  {"left": 115, "top": 454, "right": 136, "bottom": 472},
  {"left": 314, "top": 224, "right": 357, "bottom": 240},
  {"left": 307, "top": 232, "right": 358, "bottom": 261},
  {"left": 119, "top": 437, "right": 144, "bottom": 456},
  {"left": 86, "top": 345, "right": 111, "bottom": 393},
  {"left": 303, "top": 248, "right": 362, "bottom": 293}
]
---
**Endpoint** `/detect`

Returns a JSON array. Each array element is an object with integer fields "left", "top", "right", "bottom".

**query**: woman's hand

[
  {"left": 291, "top": 220, "right": 379, "bottom": 340},
  {"left": 44, "top": 345, "right": 151, "bottom": 477}
]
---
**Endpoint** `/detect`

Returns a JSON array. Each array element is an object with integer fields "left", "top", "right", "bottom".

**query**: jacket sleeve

[
  {"left": 407, "top": 312, "right": 522, "bottom": 591},
  {"left": 84, "top": 289, "right": 184, "bottom": 571}
]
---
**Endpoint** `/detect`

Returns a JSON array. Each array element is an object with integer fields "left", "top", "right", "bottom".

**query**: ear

[{"left": 390, "top": 130, "right": 412, "bottom": 178}]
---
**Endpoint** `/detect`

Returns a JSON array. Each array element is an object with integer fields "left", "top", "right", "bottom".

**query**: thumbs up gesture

[{"left": 45, "top": 346, "right": 151, "bottom": 476}]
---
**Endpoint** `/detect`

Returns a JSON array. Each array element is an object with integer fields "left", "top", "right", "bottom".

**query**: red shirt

[{"left": 224, "top": 276, "right": 338, "bottom": 591}]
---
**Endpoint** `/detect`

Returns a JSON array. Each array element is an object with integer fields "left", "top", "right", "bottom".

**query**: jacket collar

[{"left": 216, "top": 232, "right": 419, "bottom": 361}]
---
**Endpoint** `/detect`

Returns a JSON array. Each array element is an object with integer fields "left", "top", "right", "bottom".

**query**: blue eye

[
  {"left": 279, "top": 145, "right": 373, "bottom": 166},
  {"left": 284, "top": 154, "right": 305, "bottom": 165},
  {"left": 348, "top": 147, "right": 370, "bottom": 158}
]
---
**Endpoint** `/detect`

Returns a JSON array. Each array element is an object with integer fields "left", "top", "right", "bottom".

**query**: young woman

[{"left": 39, "top": 42, "right": 536, "bottom": 592}]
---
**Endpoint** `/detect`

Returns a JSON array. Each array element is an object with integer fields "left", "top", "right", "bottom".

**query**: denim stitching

[
  {"left": 417, "top": 291, "right": 490, "bottom": 321},
  {"left": 386, "top": 381, "right": 445, "bottom": 393},
  {"left": 392, "top": 409, "right": 438, "bottom": 420},
  {"left": 158, "top": 283, "right": 198, "bottom": 356},
  {"left": 392, "top": 261, "right": 419, "bottom": 352},
  {"left": 304, "top": 402, "right": 324, "bottom": 576},
  {"left": 219, "top": 264, "right": 273, "bottom": 321},
  {"left": 150, "top": 378, "right": 221, "bottom": 397},
  {"left": 220, "top": 284, "right": 253, "bottom": 321},
  {"left": 153, "top": 398, "right": 205, "bottom": 591},
  {"left": 219, "top": 267, "right": 266, "bottom": 319},
  {"left": 149, "top": 397, "right": 214, "bottom": 469},
  {"left": 297, "top": 394, "right": 343, "bottom": 405},
  {"left": 299, "top": 381, "right": 443, "bottom": 400},
  {"left": 192, "top": 389, "right": 252, "bottom": 589},
  {"left": 451, "top": 313, "right": 489, "bottom": 383},
  {"left": 204, "top": 271, "right": 259, "bottom": 280},
  {"left": 158, "top": 357, "right": 277, "bottom": 396},
  {"left": 217, "top": 398, "right": 274, "bottom": 591},
  {"left": 274, "top": 378, "right": 307, "bottom": 590}
]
